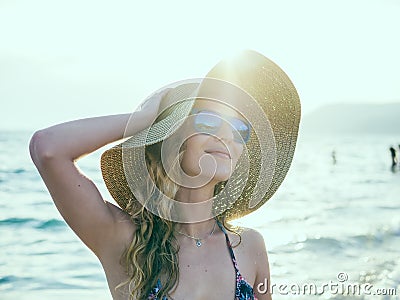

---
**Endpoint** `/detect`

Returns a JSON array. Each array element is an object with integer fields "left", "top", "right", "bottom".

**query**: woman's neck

[
  {"left": 175, "top": 217, "right": 218, "bottom": 238},
  {"left": 173, "top": 183, "right": 217, "bottom": 236}
]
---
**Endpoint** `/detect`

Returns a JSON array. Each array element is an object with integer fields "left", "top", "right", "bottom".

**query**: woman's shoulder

[
  {"left": 225, "top": 225, "right": 270, "bottom": 285},
  {"left": 227, "top": 224, "right": 267, "bottom": 252},
  {"left": 241, "top": 226, "right": 266, "bottom": 249}
]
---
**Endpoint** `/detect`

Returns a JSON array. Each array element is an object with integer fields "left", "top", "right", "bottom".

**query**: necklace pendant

[{"left": 195, "top": 239, "right": 202, "bottom": 247}]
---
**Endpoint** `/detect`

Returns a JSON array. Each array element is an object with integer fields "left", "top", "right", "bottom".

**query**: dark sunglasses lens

[
  {"left": 194, "top": 111, "right": 222, "bottom": 134},
  {"left": 230, "top": 118, "right": 250, "bottom": 143}
]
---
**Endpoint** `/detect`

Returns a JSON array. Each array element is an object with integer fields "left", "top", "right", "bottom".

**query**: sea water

[{"left": 1, "top": 130, "right": 399, "bottom": 299}]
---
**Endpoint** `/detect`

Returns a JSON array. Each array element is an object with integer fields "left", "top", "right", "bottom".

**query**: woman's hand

[
  {"left": 122, "top": 87, "right": 172, "bottom": 138},
  {"left": 137, "top": 87, "right": 172, "bottom": 128}
]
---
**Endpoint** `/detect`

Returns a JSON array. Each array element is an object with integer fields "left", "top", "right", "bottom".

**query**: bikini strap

[{"left": 216, "top": 219, "right": 240, "bottom": 273}]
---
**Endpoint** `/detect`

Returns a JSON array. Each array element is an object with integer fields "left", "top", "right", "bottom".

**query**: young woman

[{"left": 30, "top": 50, "right": 301, "bottom": 300}]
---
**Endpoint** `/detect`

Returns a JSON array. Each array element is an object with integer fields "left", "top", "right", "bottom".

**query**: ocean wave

[
  {"left": 0, "top": 168, "right": 27, "bottom": 174},
  {"left": 0, "top": 217, "right": 36, "bottom": 226},
  {"left": 271, "top": 219, "right": 400, "bottom": 255},
  {"left": 0, "top": 275, "right": 86, "bottom": 291},
  {"left": 34, "top": 219, "right": 66, "bottom": 230},
  {"left": 0, "top": 217, "right": 66, "bottom": 230},
  {"left": 0, "top": 275, "right": 33, "bottom": 284}
]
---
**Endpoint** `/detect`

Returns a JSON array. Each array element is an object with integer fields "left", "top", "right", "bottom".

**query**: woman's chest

[{"left": 166, "top": 237, "right": 255, "bottom": 299}]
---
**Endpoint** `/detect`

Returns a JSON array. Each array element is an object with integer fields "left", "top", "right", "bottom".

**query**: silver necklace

[{"left": 176, "top": 220, "right": 217, "bottom": 247}]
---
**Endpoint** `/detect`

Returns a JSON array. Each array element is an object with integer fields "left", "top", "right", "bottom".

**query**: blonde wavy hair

[{"left": 115, "top": 106, "right": 242, "bottom": 300}]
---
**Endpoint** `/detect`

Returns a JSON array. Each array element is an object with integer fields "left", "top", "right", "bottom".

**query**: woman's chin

[{"left": 213, "top": 171, "right": 233, "bottom": 183}]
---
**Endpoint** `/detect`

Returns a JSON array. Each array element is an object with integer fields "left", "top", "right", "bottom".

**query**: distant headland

[{"left": 301, "top": 102, "right": 400, "bottom": 135}]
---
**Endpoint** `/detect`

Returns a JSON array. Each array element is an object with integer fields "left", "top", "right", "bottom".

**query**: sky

[{"left": 1, "top": 0, "right": 399, "bottom": 130}]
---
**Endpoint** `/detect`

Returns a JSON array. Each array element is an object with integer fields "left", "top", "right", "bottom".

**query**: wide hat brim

[{"left": 100, "top": 50, "right": 301, "bottom": 222}]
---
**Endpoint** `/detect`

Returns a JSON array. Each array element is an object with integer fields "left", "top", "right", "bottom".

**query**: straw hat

[{"left": 100, "top": 50, "right": 301, "bottom": 222}]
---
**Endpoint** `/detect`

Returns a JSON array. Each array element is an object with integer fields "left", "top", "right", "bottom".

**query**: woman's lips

[{"left": 205, "top": 150, "right": 231, "bottom": 159}]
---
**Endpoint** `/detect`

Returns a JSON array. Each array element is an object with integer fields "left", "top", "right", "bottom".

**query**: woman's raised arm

[{"left": 29, "top": 90, "right": 166, "bottom": 258}]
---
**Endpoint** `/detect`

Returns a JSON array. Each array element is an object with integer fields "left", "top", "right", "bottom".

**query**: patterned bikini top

[{"left": 148, "top": 220, "right": 257, "bottom": 300}]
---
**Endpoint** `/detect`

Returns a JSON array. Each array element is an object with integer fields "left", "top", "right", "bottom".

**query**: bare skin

[{"left": 29, "top": 90, "right": 272, "bottom": 300}]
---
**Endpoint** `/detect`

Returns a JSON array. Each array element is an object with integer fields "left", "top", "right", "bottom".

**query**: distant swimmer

[
  {"left": 331, "top": 150, "right": 337, "bottom": 165},
  {"left": 389, "top": 146, "right": 397, "bottom": 166}
]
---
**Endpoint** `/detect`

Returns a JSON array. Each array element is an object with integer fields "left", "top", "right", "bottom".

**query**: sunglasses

[{"left": 190, "top": 109, "right": 251, "bottom": 144}]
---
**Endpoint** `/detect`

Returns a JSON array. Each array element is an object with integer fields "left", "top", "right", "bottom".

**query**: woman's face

[{"left": 180, "top": 99, "right": 248, "bottom": 185}]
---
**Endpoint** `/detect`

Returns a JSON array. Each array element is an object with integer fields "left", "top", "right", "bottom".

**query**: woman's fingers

[
  {"left": 138, "top": 87, "right": 173, "bottom": 125},
  {"left": 140, "top": 88, "right": 171, "bottom": 111}
]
